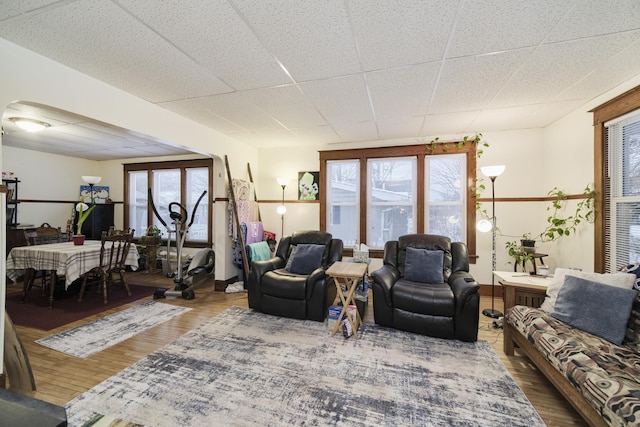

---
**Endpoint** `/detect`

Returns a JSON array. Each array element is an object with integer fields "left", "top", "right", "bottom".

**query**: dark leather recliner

[
  {"left": 247, "top": 230, "right": 343, "bottom": 321},
  {"left": 371, "top": 234, "right": 480, "bottom": 342}
]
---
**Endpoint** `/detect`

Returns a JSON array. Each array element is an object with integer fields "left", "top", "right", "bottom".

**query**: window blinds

[{"left": 605, "top": 108, "right": 640, "bottom": 272}]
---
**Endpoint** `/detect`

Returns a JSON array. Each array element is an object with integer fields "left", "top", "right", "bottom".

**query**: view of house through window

[
  {"left": 367, "top": 157, "right": 416, "bottom": 248},
  {"left": 326, "top": 160, "right": 360, "bottom": 247},
  {"left": 321, "top": 144, "right": 473, "bottom": 252},
  {"left": 427, "top": 154, "right": 465, "bottom": 243},
  {"left": 124, "top": 159, "right": 212, "bottom": 244}
]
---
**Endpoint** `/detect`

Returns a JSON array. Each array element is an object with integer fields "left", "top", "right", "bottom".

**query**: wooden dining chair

[
  {"left": 22, "top": 223, "right": 64, "bottom": 303},
  {"left": 78, "top": 229, "right": 135, "bottom": 304}
]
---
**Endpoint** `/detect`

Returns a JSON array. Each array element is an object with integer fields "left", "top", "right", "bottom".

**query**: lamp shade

[
  {"left": 82, "top": 175, "right": 102, "bottom": 185},
  {"left": 277, "top": 205, "right": 287, "bottom": 215},
  {"left": 480, "top": 165, "right": 505, "bottom": 178},
  {"left": 476, "top": 219, "right": 493, "bottom": 233},
  {"left": 276, "top": 177, "right": 290, "bottom": 187}
]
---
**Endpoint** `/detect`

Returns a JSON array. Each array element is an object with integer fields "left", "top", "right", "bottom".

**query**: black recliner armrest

[
  {"left": 247, "top": 257, "right": 285, "bottom": 310},
  {"left": 450, "top": 274, "right": 480, "bottom": 342},
  {"left": 371, "top": 264, "right": 400, "bottom": 305}
]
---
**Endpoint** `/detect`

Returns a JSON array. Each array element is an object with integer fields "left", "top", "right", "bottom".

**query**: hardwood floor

[{"left": 5, "top": 272, "right": 587, "bottom": 426}]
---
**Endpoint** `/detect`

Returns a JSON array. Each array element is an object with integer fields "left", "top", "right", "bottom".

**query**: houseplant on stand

[
  {"left": 73, "top": 202, "right": 95, "bottom": 245},
  {"left": 139, "top": 225, "right": 163, "bottom": 272},
  {"left": 504, "top": 184, "right": 596, "bottom": 271}
]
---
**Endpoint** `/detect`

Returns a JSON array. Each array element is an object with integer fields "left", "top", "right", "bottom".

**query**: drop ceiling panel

[
  {"left": 291, "top": 125, "right": 341, "bottom": 145},
  {"left": 367, "top": 63, "right": 440, "bottom": 119},
  {"left": 546, "top": 0, "right": 640, "bottom": 42},
  {"left": 19, "top": 1, "right": 231, "bottom": 103},
  {"left": 1, "top": 1, "right": 640, "bottom": 155},
  {"left": 234, "top": 0, "right": 361, "bottom": 81},
  {"left": 183, "top": 92, "right": 285, "bottom": 132},
  {"left": 557, "top": 36, "right": 640, "bottom": 101},
  {"left": 118, "top": 0, "right": 290, "bottom": 91},
  {"left": 421, "top": 111, "right": 479, "bottom": 137},
  {"left": 490, "top": 32, "right": 640, "bottom": 108},
  {"left": 244, "top": 85, "right": 328, "bottom": 128},
  {"left": 447, "top": 0, "right": 571, "bottom": 58},
  {"left": 299, "top": 74, "right": 374, "bottom": 124},
  {"left": 159, "top": 99, "right": 250, "bottom": 135},
  {"left": 331, "top": 121, "right": 379, "bottom": 142},
  {"left": 377, "top": 117, "right": 424, "bottom": 140},
  {"left": 430, "top": 50, "right": 531, "bottom": 114},
  {"left": 348, "top": 0, "right": 457, "bottom": 70}
]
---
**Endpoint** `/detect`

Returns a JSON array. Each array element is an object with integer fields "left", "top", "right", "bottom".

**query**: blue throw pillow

[
  {"left": 551, "top": 275, "right": 637, "bottom": 344},
  {"left": 287, "top": 244, "right": 325, "bottom": 275},
  {"left": 404, "top": 247, "right": 444, "bottom": 283}
]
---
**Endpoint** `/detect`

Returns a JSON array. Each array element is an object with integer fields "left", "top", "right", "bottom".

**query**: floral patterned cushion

[{"left": 507, "top": 305, "right": 640, "bottom": 427}]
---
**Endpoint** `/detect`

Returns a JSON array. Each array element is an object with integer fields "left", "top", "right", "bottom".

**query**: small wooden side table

[
  {"left": 494, "top": 271, "right": 550, "bottom": 355},
  {"left": 326, "top": 261, "right": 368, "bottom": 340}
]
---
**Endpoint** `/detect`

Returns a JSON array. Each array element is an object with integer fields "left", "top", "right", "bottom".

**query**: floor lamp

[
  {"left": 276, "top": 178, "right": 289, "bottom": 239},
  {"left": 478, "top": 165, "right": 505, "bottom": 319}
]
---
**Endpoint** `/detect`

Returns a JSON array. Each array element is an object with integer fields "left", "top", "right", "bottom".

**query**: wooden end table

[
  {"left": 494, "top": 270, "right": 550, "bottom": 355},
  {"left": 326, "top": 261, "right": 368, "bottom": 340}
]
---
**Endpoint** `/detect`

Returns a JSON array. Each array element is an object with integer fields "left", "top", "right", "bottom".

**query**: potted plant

[
  {"left": 139, "top": 225, "right": 163, "bottom": 245},
  {"left": 520, "top": 233, "right": 536, "bottom": 253},
  {"left": 139, "top": 225, "right": 163, "bottom": 272},
  {"left": 73, "top": 202, "right": 95, "bottom": 245}
]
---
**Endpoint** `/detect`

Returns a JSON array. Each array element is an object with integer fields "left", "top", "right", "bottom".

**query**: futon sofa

[{"left": 504, "top": 267, "right": 640, "bottom": 427}]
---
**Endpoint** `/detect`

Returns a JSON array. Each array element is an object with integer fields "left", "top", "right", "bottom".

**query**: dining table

[{"left": 5, "top": 240, "right": 139, "bottom": 307}]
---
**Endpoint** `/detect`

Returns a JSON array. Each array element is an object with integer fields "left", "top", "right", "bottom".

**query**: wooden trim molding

[
  {"left": 590, "top": 85, "right": 640, "bottom": 272},
  {"left": 319, "top": 142, "right": 478, "bottom": 260}
]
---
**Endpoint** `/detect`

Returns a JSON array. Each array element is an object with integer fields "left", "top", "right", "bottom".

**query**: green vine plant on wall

[{"left": 504, "top": 184, "right": 597, "bottom": 269}]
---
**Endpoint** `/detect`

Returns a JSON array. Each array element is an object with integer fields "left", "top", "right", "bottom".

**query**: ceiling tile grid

[{"left": 1, "top": 0, "right": 640, "bottom": 158}]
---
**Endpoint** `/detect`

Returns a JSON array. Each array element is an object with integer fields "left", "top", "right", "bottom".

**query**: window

[
  {"left": 604, "top": 109, "right": 640, "bottom": 271},
  {"left": 426, "top": 154, "right": 465, "bottom": 243},
  {"left": 367, "top": 157, "right": 416, "bottom": 247},
  {"left": 592, "top": 85, "right": 640, "bottom": 273},
  {"left": 326, "top": 160, "right": 359, "bottom": 247},
  {"left": 320, "top": 143, "right": 476, "bottom": 256},
  {"left": 124, "top": 159, "right": 212, "bottom": 246}
]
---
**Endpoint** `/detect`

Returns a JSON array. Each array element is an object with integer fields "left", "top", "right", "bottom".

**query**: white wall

[
  {"left": 0, "top": 38, "right": 259, "bottom": 304},
  {"left": 256, "top": 147, "right": 322, "bottom": 240},
  {"left": 2, "top": 146, "right": 98, "bottom": 229}
]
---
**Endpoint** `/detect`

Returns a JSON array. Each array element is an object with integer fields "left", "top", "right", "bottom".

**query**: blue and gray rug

[
  {"left": 66, "top": 306, "right": 545, "bottom": 426},
  {"left": 37, "top": 301, "right": 192, "bottom": 358}
]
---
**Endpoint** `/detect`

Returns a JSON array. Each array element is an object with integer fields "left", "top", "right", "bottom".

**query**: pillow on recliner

[
  {"left": 404, "top": 247, "right": 444, "bottom": 283},
  {"left": 287, "top": 244, "right": 325, "bottom": 275},
  {"left": 284, "top": 245, "right": 298, "bottom": 271}
]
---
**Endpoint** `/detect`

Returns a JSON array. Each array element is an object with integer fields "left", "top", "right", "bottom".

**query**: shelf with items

[{"left": 2, "top": 178, "right": 20, "bottom": 226}]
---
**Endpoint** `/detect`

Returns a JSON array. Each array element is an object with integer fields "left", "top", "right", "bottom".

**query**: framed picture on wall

[
  {"left": 80, "top": 185, "right": 110, "bottom": 204},
  {"left": 298, "top": 171, "right": 320, "bottom": 200}
]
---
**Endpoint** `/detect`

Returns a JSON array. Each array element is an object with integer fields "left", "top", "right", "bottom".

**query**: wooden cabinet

[
  {"left": 494, "top": 271, "right": 550, "bottom": 355},
  {"left": 2, "top": 179, "right": 19, "bottom": 226},
  {"left": 78, "top": 203, "right": 115, "bottom": 240}
]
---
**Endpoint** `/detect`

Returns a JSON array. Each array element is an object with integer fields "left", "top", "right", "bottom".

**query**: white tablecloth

[{"left": 6, "top": 241, "right": 139, "bottom": 288}]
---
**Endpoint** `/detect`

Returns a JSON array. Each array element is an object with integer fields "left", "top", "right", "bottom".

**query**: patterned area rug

[
  {"left": 36, "top": 301, "right": 192, "bottom": 358},
  {"left": 65, "top": 306, "right": 545, "bottom": 426}
]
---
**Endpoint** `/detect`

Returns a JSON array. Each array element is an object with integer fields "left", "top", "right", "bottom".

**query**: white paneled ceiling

[{"left": 1, "top": 0, "right": 640, "bottom": 160}]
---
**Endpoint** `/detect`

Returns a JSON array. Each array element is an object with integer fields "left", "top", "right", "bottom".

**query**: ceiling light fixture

[{"left": 9, "top": 117, "right": 51, "bottom": 133}]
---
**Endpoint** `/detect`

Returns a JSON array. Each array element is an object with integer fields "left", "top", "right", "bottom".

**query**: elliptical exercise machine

[{"left": 148, "top": 188, "right": 214, "bottom": 300}]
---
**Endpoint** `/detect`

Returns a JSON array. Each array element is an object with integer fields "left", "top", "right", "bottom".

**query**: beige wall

[{"left": 0, "top": 38, "right": 259, "bottom": 295}]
